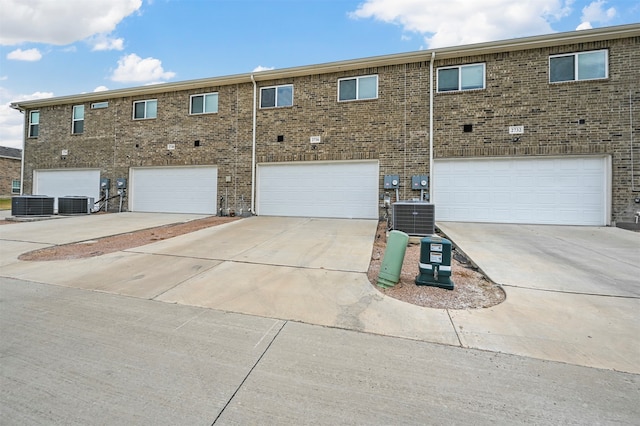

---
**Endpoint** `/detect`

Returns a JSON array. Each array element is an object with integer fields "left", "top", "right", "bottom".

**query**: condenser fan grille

[{"left": 392, "top": 201, "right": 435, "bottom": 236}]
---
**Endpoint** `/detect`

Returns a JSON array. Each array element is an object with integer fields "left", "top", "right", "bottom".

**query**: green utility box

[{"left": 415, "top": 235, "right": 454, "bottom": 290}]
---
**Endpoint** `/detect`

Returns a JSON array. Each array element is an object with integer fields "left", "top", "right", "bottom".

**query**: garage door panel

[
  {"left": 257, "top": 161, "right": 378, "bottom": 219},
  {"left": 33, "top": 169, "right": 100, "bottom": 211},
  {"left": 434, "top": 157, "right": 607, "bottom": 225},
  {"left": 131, "top": 166, "right": 217, "bottom": 214}
]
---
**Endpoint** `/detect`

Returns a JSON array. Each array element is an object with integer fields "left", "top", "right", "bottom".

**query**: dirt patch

[
  {"left": 18, "top": 216, "right": 240, "bottom": 261},
  {"left": 367, "top": 221, "right": 505, "bottom": 309}
]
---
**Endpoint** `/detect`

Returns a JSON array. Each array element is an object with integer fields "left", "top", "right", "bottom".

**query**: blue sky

[{"left": 1, "top": 0, "right": 638, "bottom": 149}]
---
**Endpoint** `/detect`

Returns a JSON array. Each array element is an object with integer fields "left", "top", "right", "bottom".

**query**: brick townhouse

[
  {"left": 0, "top": 146, "right": 22, "bottom": 198},
  {"left": 10, "top": 24, "right": 640, "bottom": 225}
]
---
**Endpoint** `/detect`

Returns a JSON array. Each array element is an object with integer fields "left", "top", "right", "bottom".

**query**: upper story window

[
  {"left": 133, "top": 99, "right": 157, "bottom": 119},
  {"left": 260, "top": 85, "right": 293, "bottom": 108},
  {"left": 437, "top": 63, "right": 485, "bottom": 92},
  {"left": 549, "top": 50, "right": 608, "bottom": 83},
  {"left": 72, "top": 105, "right": 84, "bottom": 134},
  {"left": 338, "top": 75, "right": 378, "bottom": 101},
  {"left": 28, "top": 110, "right": 39, "bottom": 137},
  {"left": 190, "top": 93, "right": 218, "bottom": 114},
  {"left": 12, "top": 180, "right": 20, "bottom": 194}
]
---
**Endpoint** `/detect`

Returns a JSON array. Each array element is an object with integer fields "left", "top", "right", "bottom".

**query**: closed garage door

[
  {"left": 433, "top": 156, "right": 609, "bottom": 225},
  {"left": 33, "top": 169, "right": 100, "bottom": 211},
  {"left": 130, "top": 166, "right": 217, "bottom": 214},
  {"left": 257, "top": 160, "right": 379, "bottom": 219}
]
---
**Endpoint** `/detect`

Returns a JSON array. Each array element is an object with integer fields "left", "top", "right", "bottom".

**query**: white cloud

[
  {"left": 90, "top": 35, "right": 125, "bottom": 51},
  {"left": 7, "top": 48, "right": 42, "bottom": 61},
  {"left": 0, "top": 0, "right": 142, "bottom": 46},
  {"left": 576, "top": 21, "right": 593, "bottom": 30},
  {"left": 110, "top": 53, "right": 176, "bottom": 83},
  {"left": 94, "top": 86, "right": 110, "bottom": 92},
  {"left": 578, "top": 0, "right": 617, "bottom": 29},
  {"left": 253, "top": 65, "right": 275, "bottom": 72},
  {"left": 0, "top": 89, "right": 54, "bottom": 149},
  {"left": 350, "top": 0, "right": 575, "bottom": 48}
]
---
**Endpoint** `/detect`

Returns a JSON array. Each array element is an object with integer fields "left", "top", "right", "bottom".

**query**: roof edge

[{"left": 11, "top": 23, "right": 640, "bottom": 110}]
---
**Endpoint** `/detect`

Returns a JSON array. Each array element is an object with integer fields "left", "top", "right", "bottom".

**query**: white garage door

[
  {"left": 433, "top": 156, "right": 609, "bottom": 225},
  {"left": 33, "top": 169, "right": 100, "bottom": 211},
  {"left": 257, "top": 160, "right": 379, "bottom": 219},
  {"left": 130, "top": 166, "right": 217, "bottom": 214}
]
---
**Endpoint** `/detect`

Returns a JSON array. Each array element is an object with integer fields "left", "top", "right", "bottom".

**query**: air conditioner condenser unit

[{"left": 392, "top": 201, "right": 435, "bottom": 236}]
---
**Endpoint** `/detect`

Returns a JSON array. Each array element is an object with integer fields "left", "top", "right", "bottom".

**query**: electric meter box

[
  {"left": 100, "top": 178, "right": 110, "bottom": 189},
  {"left": 415, "top": 235, "right": 454, "bottom": 290},
  {"left": 116, "top": 178, "right": 127, "bottom": 189},
  {"left": 411, "top": 175, "right": 429, "bottom": 189},
  {"left": 384, "top": 175, "right": 400, "bottom": 189}
]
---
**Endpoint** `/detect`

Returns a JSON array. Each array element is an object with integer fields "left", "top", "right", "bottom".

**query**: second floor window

[
  {"left": 190, "top": 93, "right": 218, "bottom": 114},
  {"left": 260, "top": 85, "right": 293, "bottom": 108},
  {"left": 338, "top": 75, "right": 378, "bottom": 101},
  {"left": 29, "top": 110, "right": 39, "bottom": 137},
  {"left": 133, "top": 99, "right": 157, "bottom": 119},
  {"left": 437, "top": 63, "right": 485, "bottom": 92},
  {"left": 549, "top": 50, "right": 608, "bottom": 83},
  {"left": 72, "top": 105, "right": 84, "bottom": 134}
]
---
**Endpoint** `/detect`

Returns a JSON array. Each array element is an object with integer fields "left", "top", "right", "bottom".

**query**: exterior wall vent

[{"left": 392, "top": 201, "right": 435, "bottom": 236}]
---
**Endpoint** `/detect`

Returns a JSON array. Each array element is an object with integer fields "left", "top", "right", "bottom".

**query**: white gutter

[
  {"left": 250, "top": 74, "right": 257, "bottom": 214},
  {"left": 429, "top": 51, "right": 435, "bottom": 203}
]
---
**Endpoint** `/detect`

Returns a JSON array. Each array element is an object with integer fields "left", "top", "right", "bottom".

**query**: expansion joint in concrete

[
  {"left": 211, "top": 319, "right": 287, "bottom": 425},
  {"left": 447, "top": 309, "right": 463, "bottom": 347}
]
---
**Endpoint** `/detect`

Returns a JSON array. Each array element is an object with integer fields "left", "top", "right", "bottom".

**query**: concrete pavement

[
  {"left": 2, "top": 277, "right": 638, "bottom": 425},
  {"left": 438, "top": 223, "right": 640, "bottom": 296},
  {"left": 0, "top": 214, "right": 459, "bottom": 345},
  {"left": 438, "top": 222, "right": 640, "bottom": 373},
  {"left": 1, "top": 213, "right": 639, "bottom": 375}
]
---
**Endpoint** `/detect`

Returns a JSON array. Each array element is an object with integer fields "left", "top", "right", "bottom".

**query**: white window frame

[
  {"left": 72, "top": 105, "right": 84, "bottom": 134},
  {"left": 549, "top": 49, "right": 609, "bottom": 83},
  {"left": 133, "top": 99, "right": 157, "bottom": 120},
  {"left": 260, "top": 84, "right": 294, "bottom": 108},
  {"left": 190, "top": 93, "right": 219, "bottom": 115},
  {"left": 12, "top": 179, "right": 20, "bottom": 194},
  {"left": 28, "top": 110, "right": 39, "bottom": 138},
  {"left": 338, "top": 75, "right": 378, "bottom": 102},
  {"left": 437, "top": 63, "right": 486, "bottom": 93}
]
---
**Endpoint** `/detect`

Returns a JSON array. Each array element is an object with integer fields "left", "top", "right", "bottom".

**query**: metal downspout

[
  {"left": 429, "top": 51, "right": 435, "bottom": 202},
  {"left": 19, "top": 111, "right": 25, "bottom": 195},
  {"left": 250, "top": 74, "right": 257, "bottom": 214}
]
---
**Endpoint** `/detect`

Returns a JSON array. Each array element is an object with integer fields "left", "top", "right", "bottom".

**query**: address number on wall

[{"left": 509, "top": 126, "right": 524, "bottom": 134}]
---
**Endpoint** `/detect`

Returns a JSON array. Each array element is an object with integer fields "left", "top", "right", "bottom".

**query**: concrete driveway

[
  {"left": 0, "top": 213, "right": 459, "bottom": 345},
  {"left": 438, "top": 222, "right": 640, "bottom": 374},
  {"left": 1, "top": 213, "right": 638, "bottom": 373}
]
